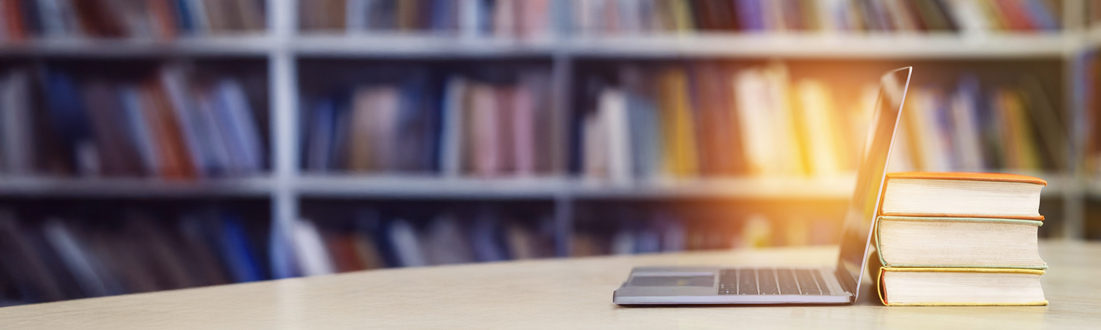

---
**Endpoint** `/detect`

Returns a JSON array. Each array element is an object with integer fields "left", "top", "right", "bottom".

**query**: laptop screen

[{"left": 835, "top": 67, "right": 911, "bottom": 296}]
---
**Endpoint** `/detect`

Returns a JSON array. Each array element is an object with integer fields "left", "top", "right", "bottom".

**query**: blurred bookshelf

[{"left": 2, "top": 0, "right": 1101, "bottom": 306}]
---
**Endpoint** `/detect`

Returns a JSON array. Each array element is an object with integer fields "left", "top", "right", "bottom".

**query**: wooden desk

[{"left": 2, "top": 240, "right": 1099, "bottom": 329}]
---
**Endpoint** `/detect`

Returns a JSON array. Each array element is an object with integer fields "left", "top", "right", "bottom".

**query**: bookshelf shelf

[
  {"left": 0, "top": 33, "right": 1076, "bottom": 59},
  {"left": 292, "top": 34, "right": 559, "bottom": 58},
  {"left": 0, "top": 176, "right": 274, "bottom": 198},
  {"left": 0, "top": 173, "right": 1067, "bottom": 200},
  {"left": 294, "top": 175, "right": 859, "bottom": 200},
  {"left": 567, "top": 176, "right": 856, "bottom": 199},
  {"left": 295, "top": 175, "right": 568, "bottom": 199},
  {"left": 565, "top": 33, "right": 1074, "bottom": 59},
  {"left": 0, "top": 35, "right": 275, "bottom": 58}
]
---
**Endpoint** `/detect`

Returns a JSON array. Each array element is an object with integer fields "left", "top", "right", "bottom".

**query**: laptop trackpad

[
  {"left": 619, "top": 270, "right": 718, "bottom": 296},
  {"left": 629, "top": 275, "right": 714, "bottom": 287}
]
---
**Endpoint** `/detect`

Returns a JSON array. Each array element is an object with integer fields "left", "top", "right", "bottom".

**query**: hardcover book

[
  {"left": 875, "top": 216, "right": 1046, "bottom": 269},
  {"left": 880, "top": 172, "right": 1047, "bottom": 220},
  {"left": 876, "top": 267, "right": 1047, "bottom": 306}
]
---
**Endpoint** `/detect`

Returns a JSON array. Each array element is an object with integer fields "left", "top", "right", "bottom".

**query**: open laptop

[{"left": 613, "top": 67, "right": 912, "bottom": 305}]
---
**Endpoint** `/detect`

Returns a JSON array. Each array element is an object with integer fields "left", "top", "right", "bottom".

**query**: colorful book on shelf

[
  {"left": 217, "top": 214, "right": 265, "bottom": 283},
  {"left": 292, "top": 219, "right": 335, "bottom": 276},
  {"left": 655, "top": 68, "right": 699, "bottom": 178},
  {"left": 794, "top": 79, "right": 845, "bottom": 176},
  {"left": 992, "top": 89, "right": 1042, "bottom": 171},
  {"left": 947, "top": 76, "right": 986, "bottom": 171},
  {"left": 0, "top": 70, "right": 34, "bottom": 174},
  {"left": 621, "top": 67, "right": 664, "bottom": 179},
  {"left": 422, "top": 215, "right": 475, "bottom": 265}
]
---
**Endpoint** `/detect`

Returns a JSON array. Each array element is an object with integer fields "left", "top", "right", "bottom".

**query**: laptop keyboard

[{"left": 718, "top": 268, "right": 829, "bottom": 295}]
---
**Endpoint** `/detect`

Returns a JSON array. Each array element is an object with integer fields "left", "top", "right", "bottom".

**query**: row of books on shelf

[
  {"left": 571, "top": 0, "right": 1060, "bottom": 35},
  {"left": 300, "top": 0, "right": 1059, "bottom": 37},
  {"left": 301, "top": 0, "right": 553, "bottom": 38},
  {"left": 0, "top": 200, "right": 846, "bottom": 305},
  {"left": 284, "top": 209, "right": 558, "bottom": 277},
  {"left": 894, "top": 76, "right": 1065, "bottom": 173},
  {"left": 303, "top": 69, "right": 564, "bottom": 176},
  {"left": 0, "top": 0, "right": 266, "bottom": 42},
  {"left": 287, "top": 206, "right": 843, "bottom": 276},
  {"left": 578, "top": 62, "right": 1065, "bottom": 183},
  {"left": 0, "top": 65, "right": 266, "bottom": 178},
  {"left": 0, "top": 209, "right": 268, "bottom": 305},
  {"left": 0, "top": 0, "right": 1069, "bottom": 44},
  {"left": 1, "top": 61, "right": 1066, "bottom": 181},
  {"left": 1080, "top": 52, "right": 1101, "bottom": 176}
]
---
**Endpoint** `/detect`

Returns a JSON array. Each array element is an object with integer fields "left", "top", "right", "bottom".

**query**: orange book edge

[
  {"left": 886, "top": 172, "right": 1048, "bottom": 186},
  {"left": 877, "top": 267, "right": 1049, "bottom": 306},
  {"left": 879, "top": 212, "right": 1044, "bottom": 221}
]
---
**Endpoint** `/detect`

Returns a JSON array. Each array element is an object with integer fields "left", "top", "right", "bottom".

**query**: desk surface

[{"left": 2, "top": 240, "right": 1100, "bottom": 329}]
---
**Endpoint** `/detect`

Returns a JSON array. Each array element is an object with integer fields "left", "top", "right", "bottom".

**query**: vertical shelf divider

[
  {"left": 269, "top": 0, "right": 301, "bottom": 278},
  {"left": 552, "top": 0, "right": 576, "bottom": 255},
  {"left": 1064, "top": 0, "right": 1087, "bottom": 239}
]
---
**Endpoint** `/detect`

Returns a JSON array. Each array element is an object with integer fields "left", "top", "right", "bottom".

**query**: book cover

[
  {"left": 655, "top": 68, "right": 699, "bottom": 178},
  {"left": 292, "top": 219, "right": 336, "bottom": 276},
  {"left": 0, "top": 70, "right": 34, "bottom": 173},
  {"left": 439, "top": 76, "right": 466, "bottom": 177},
  {"left": 881, "top": 172, "right": 1046, "bottom": 220},
  {"left": 876, "top": 267, "right": 1048, "bottom": 306},
  {"left": 874, "top": 215, "right": 1046, "bottom": 269},
  {"left": 218, "top": 214, "right": 265, "bottom": 282},
  {"left": 1018, "top": 76, "right": 1069, "bottom": 171},
  {"left": 993, "top": 89, "right": 1042, "bottom": 171},
  {"left": 733, "top": 68, "right": 779, "bottom": 175},
  {"left": 214, "top": 79, "right": 264, "bottom": 173},
  {"left": 144, "top": 79, "right": 197, "bottom": 179},
  {"left": 511, "top": 80, "right": 535, "bottom": 176},
  {"left": 948, "top": 76, "right": 986, "bottom": 171}
]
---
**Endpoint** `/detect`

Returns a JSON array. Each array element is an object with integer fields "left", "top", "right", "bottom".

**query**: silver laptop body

[{"left": 613, "top": 67, "right": 912, "bottom": 305}]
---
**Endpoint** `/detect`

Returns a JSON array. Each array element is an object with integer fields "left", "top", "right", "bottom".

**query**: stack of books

[{"left": 873, "top": 172, "right": 1048, "bottom": 306}]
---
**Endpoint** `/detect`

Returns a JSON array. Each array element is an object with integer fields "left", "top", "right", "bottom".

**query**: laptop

[{"left": 613, "top": 67, "right": 912, "bottom": 305}]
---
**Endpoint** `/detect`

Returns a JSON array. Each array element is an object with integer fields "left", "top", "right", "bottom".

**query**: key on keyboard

[
  {"left": 796, "top": 269, "right": 822, "bottom": 295},
  {"left": 719, "top": 268, "right": 829, "bottom": 295},
  {"left": 776, "top": 269, "right": 800, "bottom": 295},
  {"left": 718, "top": 270, "right": 736, "bottom": 295},
  {"left": 737, "top": 269, "right": 756, "bottom": 294},
  {"left": 757, "top": 269, "right": 780, "bottom": 295}
]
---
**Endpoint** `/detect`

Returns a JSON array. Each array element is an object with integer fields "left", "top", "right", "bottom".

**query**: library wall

[{"left": 0, "top": 0, "right": 1096, "bottom": 307}]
